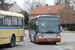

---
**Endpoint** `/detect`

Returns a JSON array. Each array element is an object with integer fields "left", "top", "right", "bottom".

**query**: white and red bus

[{"left": 29, "top": 15, "right": 62, "bottom": 44}]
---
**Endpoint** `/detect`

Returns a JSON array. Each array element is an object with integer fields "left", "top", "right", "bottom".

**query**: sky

[
  {"left": 6, "top": 0, "right": 55, "bottom": 10},
  {"left": 16, "top": 0, "right": 55, "bottom": 6},
  {"left": 14, "top": 0, "right": 55, "bottom": 9}
]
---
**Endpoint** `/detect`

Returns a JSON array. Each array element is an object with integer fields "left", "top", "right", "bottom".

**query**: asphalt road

[
  {"left": 61, "top": 33, "right": 75, "bottom": 43},
  {"left": 0, "top": 39, "right": 64, "bottom": 50},
  {"left": 0, "top": 30, "right": 75, "bottom": 50}
]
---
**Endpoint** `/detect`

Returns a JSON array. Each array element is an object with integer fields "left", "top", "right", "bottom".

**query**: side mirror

[{"left": 60, "top": 26, "right": 63, "bottom": 31}]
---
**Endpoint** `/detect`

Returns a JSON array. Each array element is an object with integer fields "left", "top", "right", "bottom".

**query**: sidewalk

[
  {"left": 24, "top": 30, "right": 29, "bottom": 40},
  {"left": 59, "top": 41, "right": 75, "bottom": 50},
  {"left": 24, "top": 35, "right": 29, "bottom": 40}
]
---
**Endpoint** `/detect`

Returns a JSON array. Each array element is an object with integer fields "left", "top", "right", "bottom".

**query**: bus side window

[
  {"left": 29, "top": 22, "right": 36, "bottom": 30},
  {"left": 18, "top": 17, "right": 23, "bottom": 27},
  {"left": 0, "top": 15, "right": 5, "bottom": 27},
  {"left": 6, "top": 16, "right": 12, "bottom": 27},
  {"left": 29, "top": 23, "right": 32, "bottom": 30},
  {"left": 12, "top": 17, "right": 18, "bottom": 27},
  {"left": 33, "top": 22, "right": 36, "bottom": 29}
]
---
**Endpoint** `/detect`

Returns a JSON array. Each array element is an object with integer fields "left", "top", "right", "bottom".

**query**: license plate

[{"left": 48, "top": 39, "right": 51, "bottom": 41}]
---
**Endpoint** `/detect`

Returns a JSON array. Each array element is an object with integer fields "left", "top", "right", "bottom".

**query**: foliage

[
  {"left": 68, "top": 26, "right": 75, "bottom": 31},
  {"left": 61, "top": 24, "right": 75, "bottom": 31},
  {"left": 24, "top": 11, "right": 29, "bottom": 25},
  {"left": 23, "top": 0, "right": 45, "bottom": 12}
]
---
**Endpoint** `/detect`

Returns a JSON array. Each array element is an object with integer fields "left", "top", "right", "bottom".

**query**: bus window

[
  {"left": 41, "top": 23, "right": 45, "bottom": 27},
  {"left": 18, "top": 17, "right": 23, "bottom": 27},
  {"left": 0, "top": 15, "right": 5, "bottom": 27},
  {"left": 29, "top": 22, "right": 36, "bottom": 30},
  {"left": 6, "top": 16, "right": 12, "bottom": 27},
  {"left": 12, "top": 17, "right": 18, "bottom": 27}
]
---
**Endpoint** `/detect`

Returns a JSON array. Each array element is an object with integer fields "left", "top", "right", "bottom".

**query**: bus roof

[
  {"left": 30, "top": 15, "right": 59, "bottom": 20},
  {"left": 0, "top": 10, "right": 24, "bottom": 17}
]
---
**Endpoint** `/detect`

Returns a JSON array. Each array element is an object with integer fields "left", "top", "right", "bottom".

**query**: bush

[
  {"left": 68, "top": 26, "right": 75, "bottom": 31},
  {"left": 61, "top": 24, "right": 75, "bottom": 31},
  {"left": 25, "top": 25, "right": 29, "bottom": 29}
]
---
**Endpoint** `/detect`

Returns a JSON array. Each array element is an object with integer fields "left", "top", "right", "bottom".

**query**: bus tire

[{"left": 9, "top": 35, "right": 16, "bottom": 47}]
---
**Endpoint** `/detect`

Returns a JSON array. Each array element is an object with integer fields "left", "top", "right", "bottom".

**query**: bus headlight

[
  {"left": 58, "top": 36, "right": 61, "bottom": 38},
  {"left": 57, "top": 35, "right": 61, "bottom": 38},
  {"left": 39, "top": 35, "right": 42, "bottom": 38}
]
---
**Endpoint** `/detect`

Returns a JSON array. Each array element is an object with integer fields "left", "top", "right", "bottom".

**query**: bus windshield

[{"left": 39, "top": 17, "right": 60, "bottom": 33}]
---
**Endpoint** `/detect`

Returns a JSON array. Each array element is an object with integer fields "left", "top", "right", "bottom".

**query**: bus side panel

[
  {"left": 0, "top": 29, "right": 24, "bottom": 45},
  {"left": 29, "top": 21, "right": 37, "bottom": 42},
  {"left": 30, "top": 30, "right": 35, "bottom": 41},
  {"left": 0, "top": 38, "right": 10, "bottom": 45}
]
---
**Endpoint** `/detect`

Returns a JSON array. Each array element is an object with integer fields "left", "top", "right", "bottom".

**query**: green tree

[{"left": 24, "top": 11, "right": 29, "bottom": 25}]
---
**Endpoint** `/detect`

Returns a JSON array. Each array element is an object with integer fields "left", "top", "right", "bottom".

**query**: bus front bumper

[{"left": 37, "top": 38, "right": 61, "bottom": 42}]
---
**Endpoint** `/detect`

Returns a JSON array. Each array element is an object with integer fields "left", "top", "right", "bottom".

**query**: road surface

[
  {"left": 0, "top": 39, "right": 64, "bottom": 50},
  {"left": 0, "top": 30, "right": 75, "bottom": 50}
]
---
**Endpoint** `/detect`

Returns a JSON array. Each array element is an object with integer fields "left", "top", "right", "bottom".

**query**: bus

[
  {"left": 29, "top": 15, "right": 62, "bottom": 44},
  {"left": 0, "top": 11, "right": 24, "bottom": 47}
]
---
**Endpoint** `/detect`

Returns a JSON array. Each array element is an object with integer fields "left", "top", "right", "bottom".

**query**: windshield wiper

[
  {"left": 42, "top": 30, "right": 59, "bottom": 33},
  {"left": 42, "top": 31, "right": 54, "bottom": 33},
  {"left": 45, "top": 31, "right": 56, "bottom": 33}
]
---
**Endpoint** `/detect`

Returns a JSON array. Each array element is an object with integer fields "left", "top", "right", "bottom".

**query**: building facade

[
  {"left": 9, "top": 2, "right": 23, "bottom": 13},
  {"left": 0, "top": 2, "right": 23, "bottom": 13}
]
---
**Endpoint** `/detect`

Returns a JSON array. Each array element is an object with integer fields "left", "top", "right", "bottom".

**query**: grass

[{"left": 62, "top": 31, "right": 75, "bottom": 33}]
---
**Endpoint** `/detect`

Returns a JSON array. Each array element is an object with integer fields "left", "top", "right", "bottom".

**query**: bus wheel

[{"left": 9, "top": 36, "right": 16, "bottom": 47}]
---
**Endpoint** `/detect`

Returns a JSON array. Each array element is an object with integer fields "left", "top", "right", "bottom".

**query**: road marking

[
  {"left": 60, "top": 45, "right": 74, "bottom": 50},
  {"left": 54, "top": 46, "right": 64, "bottom": 50}
]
